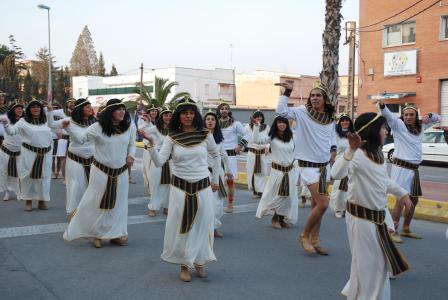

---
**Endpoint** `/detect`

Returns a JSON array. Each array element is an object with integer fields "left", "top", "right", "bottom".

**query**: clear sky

[{"left": 0, "top": 0, "right": 359, "bottom": 76}]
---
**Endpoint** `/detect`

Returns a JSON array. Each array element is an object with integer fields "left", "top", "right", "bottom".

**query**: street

[{"left": 0, "top": 151, "right": 447, "bottom": 300}]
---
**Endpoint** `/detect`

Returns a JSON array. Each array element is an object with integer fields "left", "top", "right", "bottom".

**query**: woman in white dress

[
  {"left": 1, "top": 100, "right": 53, "bottom": 211},
  {"left": 47, "top": 98, "right": 96, "bottom": 220},
  {"left": 140, "top": 105, "right": 160, "bottom": 196},
  {"left": 331, "top": 112, "right": 412, "bottom": 300},
  {"left": 245, "top": 110, "right": 270, "bottom": 198},
  {"left": 203, "top": 110, "right": 232, "bottom": 238},
  {"left": 140, "top": 97, "right": 220, "bottom": 282},
  {"left": 329, "top": 114, "right": 354, "bottom": 218},
  {"left": 62, "top": 99, "right": 136, "bottom": 248},
  {"left": 255, "top": 115, "right": 298, "bottom": 228},
  {"left": 0, "top": 102, "right": 23, "bottom": 201},
  {"left": 138, "top": 106, "right": 172, "bottom": 217}
]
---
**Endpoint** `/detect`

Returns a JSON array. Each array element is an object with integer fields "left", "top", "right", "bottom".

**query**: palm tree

[
  {"left": 135, "top": 76, "right": 190, "bottom": 110},
  {"left": 320, "top": 0, "right": 343, "bottom": 107}
]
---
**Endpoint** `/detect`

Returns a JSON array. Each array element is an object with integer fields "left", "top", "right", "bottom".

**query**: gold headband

[
  {"left": 9, "top": 101, "right": 23, "bottom": 111},
  {"left": 312, "top": 85, "right": 327, "bottom": 95},
  {"left": 74, "top": 99, "right": 90, "bottom": 108},
  {"left": 403, "top": 103, "right": 418, "bottom": 112},
  {"left": 356, "top": 114, "right": 382, "bottom": 134},
  {"left": 176, "top": 96, "right": 197, "bottom": 109},
  {"left": 105, "top": 101, "right": 125, "bottom": 109},
  {"left": 160, "top": 106, "right": 172, "bottom": 114}
]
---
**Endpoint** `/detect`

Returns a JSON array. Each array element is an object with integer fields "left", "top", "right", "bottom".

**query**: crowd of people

[{"left": 0, "top": 86, "right": 447, "bottom": 298}]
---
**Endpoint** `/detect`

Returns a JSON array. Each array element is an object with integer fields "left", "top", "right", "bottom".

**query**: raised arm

[
  {"left": 331, "top": 132, "right": 362, "bottom": 180},
  {"left": 379, "top": 103, "right": 403, "bottom": 132},
  {"left": 148, "top": 137, "right": 173, "bottom": 167},
  {"left": 252, "top": 124, "right": 271, "bottom": 144},
  {"left": 47, "top": 110, "right": 68, "bottom": 130},
  {"left": 422, "top": 112, "right": 441, "bottom": 131},
  {"left": 65, "top": 121, "right": 99, "bottom": 144},
  {"left": 1, "top": 116, "right": 22, "bottom": 136},
  {"left": 275, "top": 84, "right": 297, "bottom": 120}
]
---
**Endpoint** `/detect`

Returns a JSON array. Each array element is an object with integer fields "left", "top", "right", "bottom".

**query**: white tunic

[
  {"left": 0, "top": 119, "right": 22, "bottom": 194},
  {"left": 330, "top": 133, "right": 350, "bottom": 212},
  {"left": 4, "top": 118, "right": 53, "bottom": 202},
  {"left": 149, "top": 133, "right": 220, "bottom": 268},
  {"left": 63, "top": 122, "right": 136, "bottom": 241},
  {"left": 277, "top": 95, "right": 336, "bottom": 186},
  {"left": 381, "top": 106, "right": 441, "bottom": 193},
  {"left": 331, "top": 149, "right": 408, "bottom": 300},
  {"left": 253, "top": 125, "right": 298, "bottom": 224},
  {"left": 138, "top": 117, "right": 153, "bottom": 195},
  {"left": 245, "top": 124, "right": 270, "bottom": 194},
  {"left": 220, "top": 119, "right": 250, "bottom": 177}
]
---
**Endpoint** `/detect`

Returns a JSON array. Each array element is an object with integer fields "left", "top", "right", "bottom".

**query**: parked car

[{"left": 382, "top": 129, "right": 448, "bottom": 163}]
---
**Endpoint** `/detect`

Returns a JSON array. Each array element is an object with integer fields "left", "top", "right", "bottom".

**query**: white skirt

[
  {"left": 342, "top": 213, "right": 390, "bottom": 300},
  {"left": 65, "top": 157, "right": 89, "bottom": 214},
  {"left": 0, "top": 148, "right": 20, "bottom": 194},
  {"left": 390, "top": 165, "right": 414, "bottom": 194},
  {"left": 246, "top": 151, "right": 268, "bottom": 194},
  {"left": 147, "top": 160, "right": 171, "bottom": 211},
  {"left": 330, "top": 179, "right": 348, "bottom": 212},
  {"left": 142, "top": 149, "right": 152, "bottom": 195},
  {"left": 56, "top": 139, "right": 68, "bottom": 157},
  {"left": 63, "top": 165, "right": 129, "bottom": 241},
  {"left": 297, "top": 164, "right": 331, "bottom": 187},
  {"left": 161, "top": 183, "right": 216, "bottom": 268},
  {"left": 256, "top": 167, "right": 298, "bottom": 224},
  {"left": 227, "top": 155, "right": 238, "bottom": 178},
  {"left": 19, "top": 146, "right": 52, "bottom": 202},
  {"left": 213, "top": 170, "right": 226, "bottom": 229}
]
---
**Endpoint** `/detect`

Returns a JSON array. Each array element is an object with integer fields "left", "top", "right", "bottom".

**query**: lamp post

[{"left": 37, "top": 4, "right": 52, "bottom": 102}]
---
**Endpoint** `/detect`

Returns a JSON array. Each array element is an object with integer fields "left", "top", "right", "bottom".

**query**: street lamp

[{"left": 37, "top": 4, "right": 52, "bottom": 102}]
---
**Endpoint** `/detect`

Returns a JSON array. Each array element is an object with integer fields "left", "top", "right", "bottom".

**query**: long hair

[
  {"left": 156, "top": 111, "right": 171, "bottom": 132},
  {"left": 249, "top": 110, "right": 265, "bottom": 130},
  {"left": 354, "top": 113, "right": 386, "bottom": 153},
  {"left": 203, "top": 111, "right": 224, "bottom": 144},
  {"left": 269, "top": 115, "right": 293, "bottom": 142},
  {"left": 399, "top": 109, "right": 422, "bottom": 132},
  {"left": 7, "top": 104, "right": 23, "bottom": 124},
  {"left": 71, "top": 98, "right": 96, "bottom": 125},
  {"left": 98, "top": 99, "right": 131, "bottom": 137},
  {"left": 148, "top": 108, "right": 160, "bottom": 125},
  {"left": 336, "top": 115, "right": 355, "bottom": 138},
  {"left": 216, "top": 104, "right": 233, "bottom": 120},
  {"left": 169, "top": 99, "right": 203, "bottom": 133},
  {"left": 24, "top": 101, "right": 46, "bottom": 124},
  {"left": 306, "top": 88, "right": 335, "bottom": 116}
]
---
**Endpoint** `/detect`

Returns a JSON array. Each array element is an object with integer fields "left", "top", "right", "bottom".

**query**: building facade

[{"left": 358, "top": 0, "right": 448, "bottom": 124}]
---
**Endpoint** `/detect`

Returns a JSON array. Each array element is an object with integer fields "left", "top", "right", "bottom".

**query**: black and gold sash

[
  {"left": 298, "top": 159, "right": 329, "bottom": 194},
  {"left": 93, "top": 159, "right": 128, "bottom": 210},
  {"left": 161, "top": 161, "right": 171, "bottom": 185},
  {"left": 1, "top": 145, "right": 20, "bottom": 177},
  {"left": 171, "top": 175, "right": 210, "bottom": 234},
  {"left": 346, "top": 202, "right": 410, "bottom": 276},
  {"left": 67, "top": 151, "right": 93, "bottom": 182},
  {"left": 305, "top": 104, "right": 334, "bottom": 125},
  {"left": 248, "top": 148, "right": 264, "bottom": 174},
  {"left": 52, "top": 139, "right": 58, "bottom": 156},
  {"left": 271, "top": 162, "right": 294, "bottom": 196},
  {"left": 0, "top": 136, "right": 4, "bottom": 146},
  {"left": 22, "top": 143, "right": 51, "bottom": 179},
  {"left": 208, "top": 167, "right": 227, "bottom": 198},
  {"left": 219, "top": 118, "right": 234, "bottom": 129},
  {"left": 169, "top": 129, "right": 209, "bottom": 147},
  {"left": 339, "top": 176, "right": 349, "bottom": 192},
  {"left": 392, "top": 157, "right": 422, "bottom": 197},
  {"left": 226, "top": 149, "right": 236, "bottom": 156}
]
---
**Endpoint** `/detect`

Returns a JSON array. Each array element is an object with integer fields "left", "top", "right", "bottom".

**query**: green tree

[
  {"left": 70, "top": 25, "right": 98, "bottom": 76},
  {"left": 0, "top": 36, "right": 26, "bottom": 100},
  {"left": 97, "top": 52, "right": 106, "bottom": 76},
  {"left": 22, "top": 70, "right": 33, "bottom": 101},
  {"left": 110, "top": 64, "right": 118, "bottom": 76}
]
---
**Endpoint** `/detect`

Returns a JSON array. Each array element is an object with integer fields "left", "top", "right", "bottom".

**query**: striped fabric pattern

[
  {"left": 392, "top": 157, "right": 422, "bottom": 197},
  {"left": 67, "top": 151, "right": 93, "bottom": 182},
  {"left": 271, "top": 162, "right": 294, "bottom": 197},
  {"left": 298, "top": 159, "right": 329, "bottom": 194},
  {"left": 169, "top": 130, "right": 209, "bottom": 147},
  {"left": 305, "top": 104, "right": 334, "bottom": 125},
  {"left": 248, "top": 148, "right": 264, "bottom": 174},
  {"left": 93, "top": 159, "right": 128, "bottom": 210},
  {"left": 0, "top": 144, "right": 20, "bottom": 177},
  {"left": 338, "top": 176, "right": 349, "bottom": 192},
  {"left": 22, "top": 143, "right": 51, "bottom": 179}
]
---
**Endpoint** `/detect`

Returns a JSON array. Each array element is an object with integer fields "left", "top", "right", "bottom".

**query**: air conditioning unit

[{"left": 368, "top": 68, "right": 374, "bottom": 75}]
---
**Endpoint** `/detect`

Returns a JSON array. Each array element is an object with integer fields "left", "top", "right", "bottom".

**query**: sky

[{"left": 0, "top": 0, "right": 359, "bottom": 76}]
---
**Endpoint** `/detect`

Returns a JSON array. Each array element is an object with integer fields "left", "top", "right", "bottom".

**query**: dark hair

[
  {"left": 269, "top": 115, "right": 293, "bottom": 142},
  {"left": 24, "top": 101, "right": 46, "bottom": 124},
  {"left": 7, "top": 104, "right": 23, "bottom": 124},
  {"left": 156, "top": 110, "right": 172, "bottom": 132},
  {"left": 71, "top": 98, "right": 96, "bottom": 125},
  {"left": 399, "top": 108, "right": 422, "bottom": 132},
  {"left": 169, "top": 99, "right": 203, "bottom": 133},
  {"left": 148, "top": 108, "right": 160, "bottom": 124},
  {"left": 250, "top": 111, "right": 265, "bottom": 129},
  {"left": 336, "top": 115, "right": 355, "bottom": 138},
  {"left": 98, "top": 99, "right": 131, "bottom": 137},
  {"left": 203, "top": 112, "right": 224, "bottom": 144},
  {"left": 354, "top": 112, "right": 386, "bottom": 153},
  {"left": 307, "top": 88, "right": 335, "bottom": 117},
  {"left": 216, "top": 104, "right": 233, "bottom": 120}
]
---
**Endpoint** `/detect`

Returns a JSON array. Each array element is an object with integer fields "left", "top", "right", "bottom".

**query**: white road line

[{"left": 0, "top": 203, "right": 258, "bottom": 239}]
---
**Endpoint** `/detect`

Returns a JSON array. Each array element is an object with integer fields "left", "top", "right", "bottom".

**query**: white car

[{"left": 382, "top": 129, "right": 448, "bottom": 163}]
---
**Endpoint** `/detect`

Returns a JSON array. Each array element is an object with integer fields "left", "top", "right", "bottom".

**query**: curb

[{"left": 234, "top": 172, "right": 448, "bottom": 224}]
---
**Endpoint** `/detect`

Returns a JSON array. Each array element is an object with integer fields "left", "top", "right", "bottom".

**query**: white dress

[
  {"left": 4, "top": 118, "right": 53, "bottom": 202},
  {"left": 138, "top": 117, "right": 153, "bottom": 196},
  {"left": 220, "top": 119, "right": 250, "bottom": 177},
  {"left": 138, "top": 119, "right": 171, "bottom": 211},
  {"left": 330, "top": 134, "right": 349, "bottom": 212},
  {"left": 0, "top": 119, "right": 22, "bottom": 195},
  {"left": 331, "top": 149, "right": 408, "bottom": 300},
  {"left": 245, "top": 124, "right": 270, "bottom": 196},
  {"left": 254, "top": 126, "right": 298, "bottom": 224},
  {"left": 63, "top": 123, "right": 136, "bottom": 241},
  {"left": 277, "top": 95, "right": 336, "bottom": 188},
  {"left": 149, "top": 132, "right": 220, "bottom": 268},
  {"left": 47, "top": 111, "right": 96, "bottom": 214},
  {"left": 381, "top": 106, "right": 441, "bottom": 194}
]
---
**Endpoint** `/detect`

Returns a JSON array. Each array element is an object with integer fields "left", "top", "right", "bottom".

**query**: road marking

[{"left": 0, "top": 203, "right": 258, "bottom": 239}]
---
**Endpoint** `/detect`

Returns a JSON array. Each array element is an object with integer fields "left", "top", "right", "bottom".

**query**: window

[
  {"left": 338, "top": 105, "right": 346, "bottom": 113},
  {"left": 383, "top": 22, "right": 416, "bottom": 47},
  {"left": 204, "top": 84, "right": 210, "bottom": 96},
  {"left": 441, "top": 16, "right": 448, "bottom": 40}
]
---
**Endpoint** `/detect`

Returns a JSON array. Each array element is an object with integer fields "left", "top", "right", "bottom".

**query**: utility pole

[
  {"left": 230, "top": 43, "right": 236, "bottom": 105},
  {"left": 346, "top": 21, "right": 356, "bottom": 119},
  {"left": 139, "top": 62, "right": 144, "bottom": 107}
]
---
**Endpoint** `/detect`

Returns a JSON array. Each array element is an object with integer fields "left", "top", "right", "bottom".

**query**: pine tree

[
  {"left": 97, "top": 52, "right": 106, "bottom": 76},
  {"left": 70, "top": 25, "right": 99, "bottom": 76},
  {"left": 110, "top": 64, "right": 118, "bottom": 76},
  {"left": 23, "top": 70, "right": 33, "bottom": 101}
]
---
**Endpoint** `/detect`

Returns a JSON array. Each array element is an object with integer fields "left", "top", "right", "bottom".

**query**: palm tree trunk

[{"left": 320, "top": 0, "right": 343, "bottom": 107}]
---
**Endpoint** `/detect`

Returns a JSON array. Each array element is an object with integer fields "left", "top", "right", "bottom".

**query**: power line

[
  {"left": 356, "top": 0, "right": 440, "bottom": 33},
  {"left": 359, "top": 0, "right": 425, "bottom": 29}
]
